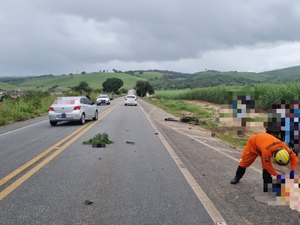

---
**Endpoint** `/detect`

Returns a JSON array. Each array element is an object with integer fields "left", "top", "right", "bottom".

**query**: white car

[
  {"left": 48, "top": 96, "right": 98, "bottom": 126},
  {"left": 96, "top": 95, "right": 110, "bottom": 105},
  {"left": 124, "top": 95, "right": 138, "bottom": 106}
]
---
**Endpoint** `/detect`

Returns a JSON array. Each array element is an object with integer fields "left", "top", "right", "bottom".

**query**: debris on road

[
  {"left": 164, "top": 117, "right": 179, "bottom": 122},
  {"left": 180, "top": 116, "right": 199, "bottom": 123},
  {"left": 83, "top": 200, "right": 93, "bottom": 205},
  {"left": 126, "top": 141, "right": 135, "bottom": 145}
]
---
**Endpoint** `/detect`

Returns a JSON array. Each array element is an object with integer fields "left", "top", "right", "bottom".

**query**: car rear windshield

[
  {"left": 127, "top": 96, "right": 136, "bottom": 98},
  {"left": 53, "top": 99, "right": 76, "bottom": 105}
]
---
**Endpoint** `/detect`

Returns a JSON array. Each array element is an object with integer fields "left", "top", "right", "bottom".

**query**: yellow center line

[
  {"left": 0, "top": 105, "right": 117, "bottom": 200},
  {"left": 0, "top": 123, "right": 88, "bottom": 187}
]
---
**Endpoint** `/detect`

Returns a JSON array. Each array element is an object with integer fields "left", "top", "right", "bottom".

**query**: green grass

[
  {"left": 0, "top": 92, "right": 56, "bottom": 126},
  {"left": 154, "top": 89, "right": 191, "bottom": 99},
  {"left": 146, "top": 97, "right": 250, "bottom": 148},
  {"left": 0, "top": 82, "right": 16, "bottom": 90},
  {"left": 134, "top": 71, "right": 164, "bottom": 80},
  {"left": 147, "top": 98, "right": 215, "bottom": 119},
  {"left": 154, "top": 83, "right": 300, "bottom": 110},
  {"left": 4, "top": 72, "right": 146, "bottom": 92},
  {"left": 220, "top": 134, "right": 247, "bottom": 147}
]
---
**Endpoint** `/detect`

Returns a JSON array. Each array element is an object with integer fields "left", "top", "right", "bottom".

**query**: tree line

[{"left": 72, "top": 78, "right": 154, "bottom": 97}]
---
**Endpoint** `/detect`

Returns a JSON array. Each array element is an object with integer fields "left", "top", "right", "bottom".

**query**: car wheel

[
  {"left": 93, "top": 111, "right": 98, "bottom": 120},
  {"left": 108, "top": 102, "right": 110, "bottom": 105},
  {"left": 80, "top": 113, "right": 86, "bottom": 125},
  {"left": 50, "top": 121, "right": 57, "bottom": 126}
]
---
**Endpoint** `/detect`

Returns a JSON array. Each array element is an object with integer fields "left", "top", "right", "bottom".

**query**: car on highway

[
  {"left": 124, "top": 95, "right": 138, "bottom": 106},
  {"left": 48, "top": 96, "right": 98, "bottom": 126},
  {"left": 96, "top": 94, "right": 110, "bottom": 105}
]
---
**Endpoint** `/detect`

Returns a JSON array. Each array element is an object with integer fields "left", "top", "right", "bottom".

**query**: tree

[
  {"left": 135, "top": 80, "right": 154, "bottom": 97},
  {"left": 102, "top": 78, "right": 124, "bottom": 93},
  {"left": 72, "top": 81, "right": 93, "bottom": 94}
]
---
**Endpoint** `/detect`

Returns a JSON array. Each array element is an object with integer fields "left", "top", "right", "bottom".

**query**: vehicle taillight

[
  {"left": 73, "top": 106, "right": 81, "bottom": 110},
  {"left": 49, "top": 107, "right": 54, "bottom": 111}
]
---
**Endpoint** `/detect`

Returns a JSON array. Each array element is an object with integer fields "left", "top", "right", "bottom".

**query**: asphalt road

[
  {"left": 0, "top": 98, "right": 215, "bottom": 225},
  {"left": 0, "top": 98, "right": 299, "bottom": 225}
]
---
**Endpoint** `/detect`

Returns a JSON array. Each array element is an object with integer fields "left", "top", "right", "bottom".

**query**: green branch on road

[{"left": 83, "top": 133, "right": 113, "bottom": 145}]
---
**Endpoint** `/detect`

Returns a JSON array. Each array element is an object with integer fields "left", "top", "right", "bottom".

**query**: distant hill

[
  {"left": 0, "top": 72, "right": 147, "bottom": 91},
  {"left": 259, "top": 65, "right": 300, "bottom": 82},
  {"left": 0, "top": 82, "right": 16, "bottom": 90},
  {"left": 144, "top": 66, "right": 300, "bottom": 89},
  {"left": 0, "top": 65, "right": 300, "bottom": 91}
]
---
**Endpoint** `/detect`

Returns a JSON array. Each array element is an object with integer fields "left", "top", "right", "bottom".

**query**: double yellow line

[{"left": 0, "top": 105, "right": 116, "bottom": 200}]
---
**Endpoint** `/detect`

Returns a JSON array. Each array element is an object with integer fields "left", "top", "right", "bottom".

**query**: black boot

[
  {"left": 263, "top": 169, "right": 272, "bottom": 192},
  {"left": 231, "top": 166, "right": 246, "bottom": 184}
]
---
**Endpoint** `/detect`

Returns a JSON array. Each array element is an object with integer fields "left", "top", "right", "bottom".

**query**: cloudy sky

[{"left": 0, "top": 0, "right": 300, "bottom": 77}]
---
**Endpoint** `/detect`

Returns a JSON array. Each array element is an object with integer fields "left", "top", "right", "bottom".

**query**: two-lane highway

[
  {"left": 1, "top": 97, "right": 299, "bottom": 225},
  {"left": 0, "top": 98, "right": 216, "bottom": 225}
]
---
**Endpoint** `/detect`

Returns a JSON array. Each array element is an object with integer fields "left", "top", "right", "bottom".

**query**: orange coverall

[{"left": 239, "top": 133, "right": 298, "bottom": 176}]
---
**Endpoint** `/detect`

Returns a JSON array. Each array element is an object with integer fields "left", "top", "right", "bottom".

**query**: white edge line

[
  {"left": 160, "top": 121, "right": 262, "bottom": 174},
  {"left": 0, "top": 120, "right": 48, "bottom": 137},
  {"left": 140, "top": 103, "right": 227, "bottom": 225}
]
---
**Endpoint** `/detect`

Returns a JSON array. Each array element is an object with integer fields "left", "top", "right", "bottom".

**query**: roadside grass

[
  {"left": 221, "top": 134, "right": 248, "bottom": 147},
  {"left": 0, "top": 89, "right": 116, "bottom": 126},
  {"left": 146, "top": 97, "right": 249, "bottom": 148},
  {"left": 148, "top": 98, "right": 215, "bottom": 119},
  {"left": 0, "top": 92, "right": 56, "bottom": 126}
]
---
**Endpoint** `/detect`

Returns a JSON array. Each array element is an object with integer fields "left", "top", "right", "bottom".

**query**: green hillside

[
  {"left": 1, "top": 72, "right": 146, "bottom": 91},
  {"left": 259, "top": 65, "right": 300, "bottom": 81},
  {"left": 1, "top": 65, "right": 300, "bottom": 92},
  {"left": 0, "top": 82, "right": 16, "bottom": 90}
]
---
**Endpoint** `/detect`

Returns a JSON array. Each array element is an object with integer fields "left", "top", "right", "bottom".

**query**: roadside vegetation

[
  {"left": 0, "top": 91, "right": 56, "bottom": 126},
  {"left": 151, "top": 82, "right": 300, "bottom": 147},
  {"left": 146, "top": 97, "right": 249, "bottom": 147},
  {"left": 0, "top": 77, "right": 148, "bottom": 126},
  {"left": 155, "top": 83, "right": 300, "bottom": 110},
  {"left": 2, "top": 66, "right": 300, "bottom": 147}
]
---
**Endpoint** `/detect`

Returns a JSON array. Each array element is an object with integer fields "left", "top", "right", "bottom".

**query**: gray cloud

[{"left": 0, "top": 0, "right": 300, "bottom": 76}]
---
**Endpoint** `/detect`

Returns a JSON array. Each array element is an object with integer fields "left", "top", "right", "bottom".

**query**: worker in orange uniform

[{"left": 230, "top": 129, "right": 298, "bottom": 192}]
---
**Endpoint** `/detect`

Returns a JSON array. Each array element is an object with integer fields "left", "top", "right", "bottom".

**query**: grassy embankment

[
  {"left": 0, "top": 92, "right": 56, "bottom": 126},
  {"left": 150, "top": 83, "right": 300, "bottom": 147}
]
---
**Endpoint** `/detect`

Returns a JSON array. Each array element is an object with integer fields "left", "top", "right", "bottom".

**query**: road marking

[
  {"left": 160, "top": 121, "right": 261, "bottom": 174},
  {"left": 140, "top": 103, "right": 227, "bottom": 225},
  {"left": 0, "top": 120, "right": 48, "bottom": 137},
  {"left": 0, "top": 123, "right": 88, "bottom": 187},
  {"left": 0, "top": 105, "right": 117, "bottom": 201}
]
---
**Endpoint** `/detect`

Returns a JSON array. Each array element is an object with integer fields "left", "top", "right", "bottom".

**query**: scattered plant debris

[{"left": 83, "top": 133, "right": 113, "bottom": 145}]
